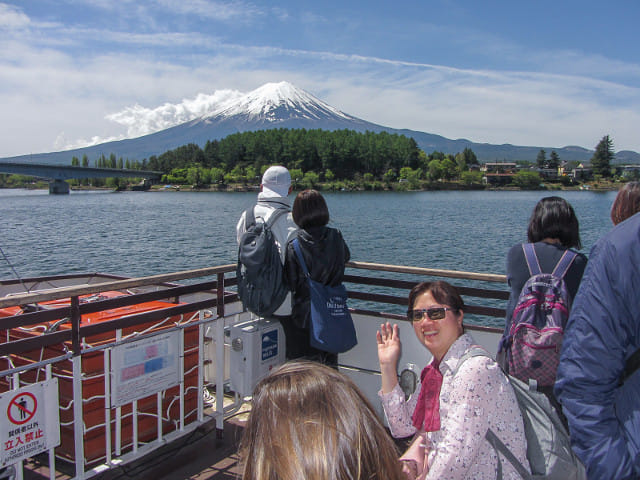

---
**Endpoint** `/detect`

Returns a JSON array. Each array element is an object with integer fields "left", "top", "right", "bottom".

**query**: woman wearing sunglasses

[{"left": 377, "top": 281, "right": 528, "bottom": 480}]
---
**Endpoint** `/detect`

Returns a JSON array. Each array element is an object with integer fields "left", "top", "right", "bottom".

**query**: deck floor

[{"left": 22, "top": 416, "right": 248, "bottom": 480}]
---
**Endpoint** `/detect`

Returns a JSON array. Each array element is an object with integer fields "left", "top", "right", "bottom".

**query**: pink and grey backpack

[{"left": 505, "top": 243, "right": 577, "bottom": 387}]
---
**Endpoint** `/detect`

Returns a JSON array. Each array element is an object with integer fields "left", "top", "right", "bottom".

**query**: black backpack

[{"left": 236, "top": 207, "right": 289, "bottom": 317}]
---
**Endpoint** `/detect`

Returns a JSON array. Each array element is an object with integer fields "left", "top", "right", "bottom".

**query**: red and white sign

[
  {"left": 7, "top": 392, "right": 37, "bottom": 425},
  {"left": 110, "top": 331, "right": 180, "bottom": 407},
  {"left": 0, "top": 379, "right": 60, "bottom": 466}
]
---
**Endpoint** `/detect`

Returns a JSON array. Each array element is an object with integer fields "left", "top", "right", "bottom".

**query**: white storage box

[{"left": 229, "top": 318, "right": 285, "bottom": 397}]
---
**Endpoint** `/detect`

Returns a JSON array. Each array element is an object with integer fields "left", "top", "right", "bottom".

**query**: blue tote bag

[{"left": 292, "top": 238, "right": 357, "bottom": 354}]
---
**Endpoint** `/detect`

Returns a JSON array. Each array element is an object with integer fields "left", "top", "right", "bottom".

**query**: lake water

[{"left": 0, "top": 188, "right": 617, "bottom": 326}]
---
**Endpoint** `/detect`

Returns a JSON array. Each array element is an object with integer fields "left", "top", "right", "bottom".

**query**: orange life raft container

[{"left": 0, "top": 290, "right": 201, "bottom": 466}]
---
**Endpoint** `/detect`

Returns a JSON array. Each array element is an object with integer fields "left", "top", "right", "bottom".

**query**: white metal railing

[{"left": 1, "top": 305, "right": 248, "bottom": 480}]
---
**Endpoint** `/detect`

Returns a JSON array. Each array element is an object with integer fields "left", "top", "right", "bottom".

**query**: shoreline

[
  {"left": 0, "top": 180, "right": 622, "bottom": 194},
  {"left": 0, "top": 185, "right": 621, "bottom": 193}
]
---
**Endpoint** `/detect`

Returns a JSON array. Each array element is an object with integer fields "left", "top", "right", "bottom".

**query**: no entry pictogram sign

[
  {"left": 1, "top": 380, "right": 60, "bottom": 467},
  {"left": 7, "top": 392, "right": 37, "bottom": 426}
]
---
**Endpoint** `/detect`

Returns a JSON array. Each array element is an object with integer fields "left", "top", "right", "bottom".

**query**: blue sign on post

[{"left": 261, "top": 330, "right": 278, "bottom": 361}]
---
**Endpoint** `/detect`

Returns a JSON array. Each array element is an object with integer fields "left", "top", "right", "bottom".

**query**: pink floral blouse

[{"left": 379, "top": 333, "right": 529, "bottom": 480}]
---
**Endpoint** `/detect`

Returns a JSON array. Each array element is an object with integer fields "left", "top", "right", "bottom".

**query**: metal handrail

[
  {"left": 0, "top": 261, "right": 506, "bottom": 310},
  {"left": 0, "top": 261, "right": 508, "bottom": 357},
  {"left": 346, "top": 260, "right": 507, "bottom": 283},
  {"left": 0, "top": 265, "right": 236, "bottom": 309}
]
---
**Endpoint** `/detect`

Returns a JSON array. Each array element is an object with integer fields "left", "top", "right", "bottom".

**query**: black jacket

[{"left": 285, "top": 226, "right": 350, "bottom": 329}]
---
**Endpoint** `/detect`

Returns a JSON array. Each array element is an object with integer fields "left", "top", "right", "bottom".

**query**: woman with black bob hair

[
  {"left": 504, "top": 196, "right": 587, "bottom": 326},
  {"left": 500, "top": 196, "right": 587, "bottom": 356},
  {"left": 526, "top": 196, "right": 582, "bottom": 249},
  {"left": 284, "top": 189, "right": 350, "bottom": 365},
  {"left": 496, "top": 196, "right": 587, "bottom": 420}
]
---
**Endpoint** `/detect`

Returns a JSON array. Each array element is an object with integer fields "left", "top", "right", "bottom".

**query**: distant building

[
  {"left": 538, "top": 168, "right": 559, "bottom": 181},
  {"left": 481, "top": 162, "right": 517, "bottom": 185},
  {"left": 620, "top": 165, "right": 640, "bottom": 179},
  {"left": 571, "top": 166, "right": 593, "bottom": 181}
]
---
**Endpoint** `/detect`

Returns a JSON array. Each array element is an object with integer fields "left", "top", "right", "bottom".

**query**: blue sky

[{"left": 1, "top": 0, "right": 639, "bottom": 158}]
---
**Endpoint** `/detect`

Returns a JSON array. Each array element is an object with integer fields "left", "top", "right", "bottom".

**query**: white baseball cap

[{"left": 261, "top": 166, "right": 291, "bottom": 197}]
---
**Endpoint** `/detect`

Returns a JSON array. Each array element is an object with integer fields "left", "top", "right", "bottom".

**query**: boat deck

[{"left": 1, "top": 264, "right": 508, "bottom": 480}]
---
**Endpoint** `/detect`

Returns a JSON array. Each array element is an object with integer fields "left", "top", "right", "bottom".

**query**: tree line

[
  {"left": 71, "top": 153, "right": 149, "bottom": 170},
  {"left": 142, "top": 129, "right": 483, "bottom": 187},
  {"left": 148, "top": 129, "right": 422, "bottom": 180},
  {"left": 0, "top": 130, "right": 620, "bottom": 190},
  {"left": 67, "top": 131, "right": 613, "bottom": 183}
]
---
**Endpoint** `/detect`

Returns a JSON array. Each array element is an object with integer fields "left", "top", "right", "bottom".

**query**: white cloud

[
  {"left": 105, "top": 89, "right": 244, "bottom": 138},
  {"left": 1, "top": 8, "right": 640, "bottom": 157},
  {"left": 318, "top": 64, "right": 640, "bottom": 151},
  {"left": 0, "top": 2, "right": 30, "bottom": 28},
  {"left": 154, "top": 0, "right": 265, "bottom": 23}
]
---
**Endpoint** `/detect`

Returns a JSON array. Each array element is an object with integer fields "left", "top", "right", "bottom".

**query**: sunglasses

[{"left": 408, "top": 307, "right": 455, "bottom": 322}]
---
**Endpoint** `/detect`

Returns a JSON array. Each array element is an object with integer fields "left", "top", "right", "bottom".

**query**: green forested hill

[{"left": 146, "top": 128, "right": 421, "bottom": 178}]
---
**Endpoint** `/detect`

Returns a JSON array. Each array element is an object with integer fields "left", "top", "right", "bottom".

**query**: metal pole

[
  {"left": 103, "top": 349, "right": 112, "bottom": 465},
  {"left": 72, "top": 355, "right": 85, "bottom": 479},
  {"left": 215, "top": 316, "right": 225, "bottom": 436}
]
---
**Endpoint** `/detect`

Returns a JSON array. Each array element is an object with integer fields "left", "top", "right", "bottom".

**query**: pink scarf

[{"left": 411, "top": 359, "right": 443, "bottom": 432}]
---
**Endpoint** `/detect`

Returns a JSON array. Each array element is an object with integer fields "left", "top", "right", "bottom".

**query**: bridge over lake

[{"left": 0, "top": 162, "right": 163, "bottom": 194}]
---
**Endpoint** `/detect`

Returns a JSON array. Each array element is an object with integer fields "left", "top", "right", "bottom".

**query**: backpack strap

[
  {"left": 485, "top": 429, "right": 533, "bottom": 480},
  {"left": 245, "top": 206, "right": 288, "bottom": 230},
  {"left": 453, "top": 347, "right": 534, "bottom": 480},
  {"left": 243, "top": 206, "right": 256, "bottom": 230},
  {"left": 265, "top": 207, "right": 289, "bottom": 229},
  {"left": 551, "top": 249, "right": 578, "bottom": 279},
  {"left": 451, "top": 346, "right": 491, "bottom": 376},
  {"left": 292, "top": 238, "right": 310, "bottom": 278},
  {"left": 522, "top": 243, "right": 541, "bottom": 276}
]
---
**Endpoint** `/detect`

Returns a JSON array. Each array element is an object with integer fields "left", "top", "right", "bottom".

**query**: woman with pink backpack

[{"left": 498, "top": 197, "right": 587, "bottom": 411}]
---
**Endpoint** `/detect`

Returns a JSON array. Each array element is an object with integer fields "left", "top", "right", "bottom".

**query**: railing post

[
  {"left": 72, "top": 355, "right": 85, "bottom": 478},
  {"left": 70, "top": 296, "right": 81, "bottom": 355},
  {"left": 70, "top": 295, "right": 85, "bottom": 477},
  {"left": 216, "top": 273, "right": 225, "bottom": 318}
]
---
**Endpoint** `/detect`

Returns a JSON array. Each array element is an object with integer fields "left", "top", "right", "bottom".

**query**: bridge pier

[{"left": 49, "top": 179, "right": 70, "bottom": 194}]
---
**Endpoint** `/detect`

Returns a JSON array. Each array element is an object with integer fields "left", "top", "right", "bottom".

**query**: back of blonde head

[{"left": 240, "top": 361, "right": 404, "bottom": 480}]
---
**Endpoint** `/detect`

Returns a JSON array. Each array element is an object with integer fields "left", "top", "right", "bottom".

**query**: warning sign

[
  {"left": 0, "top": 379, "right": 60, "bottom": 466},
  {"left": 7, "top": 392, "right": 36, "bottom": 425}
]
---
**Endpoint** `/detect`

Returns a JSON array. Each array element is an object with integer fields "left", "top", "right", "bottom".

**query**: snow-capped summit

[{"left": 207, "top": 81, "right": 354, "bottom": 123}]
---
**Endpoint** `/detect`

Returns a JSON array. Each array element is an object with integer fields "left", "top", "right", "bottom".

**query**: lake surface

[{"left": 0, "top": 188, "right": 617, "bottom": 326}]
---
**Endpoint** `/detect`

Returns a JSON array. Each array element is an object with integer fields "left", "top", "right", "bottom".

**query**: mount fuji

[{"left": 3, "top": 81, "right": 639, "bottom": 165}]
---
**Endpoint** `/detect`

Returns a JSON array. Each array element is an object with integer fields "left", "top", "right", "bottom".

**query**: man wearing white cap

[{"left": 236, "top": 165, "right": 297, "bottom": 318}]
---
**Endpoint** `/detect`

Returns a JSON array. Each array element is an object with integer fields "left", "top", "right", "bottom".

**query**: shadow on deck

[{"left": 23, "top": 418, "right": 247, "bottom": 480}]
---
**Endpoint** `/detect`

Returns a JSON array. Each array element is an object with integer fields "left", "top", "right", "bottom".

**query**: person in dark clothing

[
  {"left": 284, "top": 189, "right": 350, "bottom": 365},
  {"left": 555, "top": 212, "right": 640, "bottom": 480},
  {"left": 502, "top": 196, "right": 587, "bottom": 332},
  {"left": 498, "top": 196, "right": 587, "bottom": 417}
]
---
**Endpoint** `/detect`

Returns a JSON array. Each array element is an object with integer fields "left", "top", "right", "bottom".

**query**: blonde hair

[{"left": 240, "top": 361, "right": 404, "bottom": 480}]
